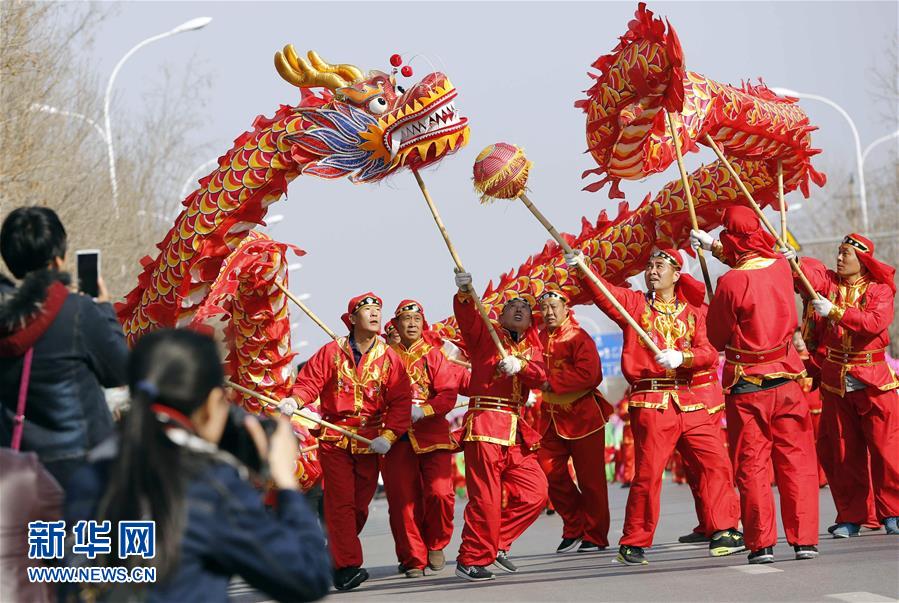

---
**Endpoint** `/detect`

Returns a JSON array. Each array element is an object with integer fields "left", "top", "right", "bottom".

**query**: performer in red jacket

[
  {"left": 536, "top": 289, "right": 612, "bottom": 554},
  {"left": 382, "top": 300, "right": 465, "bottom": 577},
  {"left": 569, "top": 248, "right": 743, "bottom": 565},
  {"left": 451, "top": 271, "right": 548, "bottom": 582},
  {"left": 693, "top": 206, "right": 819, "bottom": 564},
  {"left": 783, "top": 233, "right": 898, "bottom": 536},
  {"left": 286, "top": 293, "right": 412, "bottom": 591}
]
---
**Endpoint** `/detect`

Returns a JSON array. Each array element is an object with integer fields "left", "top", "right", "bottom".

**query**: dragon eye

[
  {"left": 396, "top": 85, "right": 406, "bottom": 94},
  {"left": 368, "top": 96, "right": 389, "bottom": 114}
]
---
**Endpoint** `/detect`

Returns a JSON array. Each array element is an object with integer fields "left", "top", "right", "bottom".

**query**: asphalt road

[{"left": 230, "top": 481, "right": 899, "bottom": 602}]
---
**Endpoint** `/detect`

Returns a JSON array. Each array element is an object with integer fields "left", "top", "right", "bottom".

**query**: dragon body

[
  {"left": 432, "top": 3, "right": 825, "bottom": 340},
  {"left": 116, "top": 48, "right": 469, "bottom": 404}
]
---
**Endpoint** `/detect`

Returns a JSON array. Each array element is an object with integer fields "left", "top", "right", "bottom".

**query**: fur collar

[{"left": 0, "top": 269, "right": 71, "bottom": 335}]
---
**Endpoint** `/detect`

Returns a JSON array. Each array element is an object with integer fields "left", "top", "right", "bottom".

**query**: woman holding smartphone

[{"left": 65, "top": 329, "right": 332, "bottom": 602}]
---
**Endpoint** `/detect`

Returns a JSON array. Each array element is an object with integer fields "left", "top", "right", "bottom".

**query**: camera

[{"left": 218, "top": 406, "right": 278, "bottom": 475}]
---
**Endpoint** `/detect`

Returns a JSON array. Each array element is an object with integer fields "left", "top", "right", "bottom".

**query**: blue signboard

[{"left": 592, "top": 332, "right": 623, "bottom": 377}]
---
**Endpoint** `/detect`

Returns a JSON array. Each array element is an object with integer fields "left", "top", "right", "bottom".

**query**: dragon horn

[{"left": 274, "top": 44, "right": 364, "bottom": 90}]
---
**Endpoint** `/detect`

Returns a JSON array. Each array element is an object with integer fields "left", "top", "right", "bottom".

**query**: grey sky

[{"left": 81, "top": 1, "right": 897, "bottom": 353}]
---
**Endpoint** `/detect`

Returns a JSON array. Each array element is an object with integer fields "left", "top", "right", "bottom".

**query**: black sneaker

[
  {"left": 616, "top": 545, "right": 648, "bottom": 565},
  {"left": 678, "top": 531, "right": 711, "bottom": 544},
  {"left": 709, "top": 529, "right": 746, "bottom": 557},
  {"left": 747, "top": 547, "right": 774, "bottom": 564},
  {"left": 492, "top": 549, "right": 518, "bottom": 573},
  {"left": 455, "top": 562, "right": 495, "bottom": 582},
  {"left": 556, "top": 537, "right": 583, "bottom": 553},
  {"left": 578, "top": 540, "right": 607, "bottom": 553},
  {"left": 794, "top": 545, "right": 818, "bottom": 560},
  {"left": 334, "top": 567, "right": 369, "bottom": 591}
]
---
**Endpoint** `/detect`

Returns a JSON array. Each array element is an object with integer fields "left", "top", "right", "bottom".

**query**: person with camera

[
  {"left": 0, "top": 207, "right": 128, "bottom": 492},
  {"left": 65, "top": 328, "right": 331, "bottom": 602}
]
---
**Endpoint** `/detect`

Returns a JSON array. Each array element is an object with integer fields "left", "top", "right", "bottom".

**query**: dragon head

[{"left": 276, "top": 46, "right": 469, "bottom": 183}]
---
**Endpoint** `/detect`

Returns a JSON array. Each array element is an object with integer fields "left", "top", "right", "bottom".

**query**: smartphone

[{"left": 76, "top": 249, "right": 101, "bottom": 298}]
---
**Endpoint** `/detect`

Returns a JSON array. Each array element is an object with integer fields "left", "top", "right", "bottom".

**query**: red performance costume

[
  {"left": 383, "top": 300, "right": 463, "bottom": 573},
  {"left": 453, "top": 291, "right": 548, "bottom": 569},
  {"left": 536, "top": 291, "right": 612, "bottom": 550},
  {"left": 704, "top": 207, "right": 819, "bottom": 557},
  {"left": 291, "top": 293, "right": 412, "bottom": 574},
  {"left": 796, "top": 234, "right": 899, "bottom": 530},
  {"left": 682, "top": 355, "right": 738, "bottom": 539},
  {"left": 580, "top": 250, "right": 740, "bottom": 555}
]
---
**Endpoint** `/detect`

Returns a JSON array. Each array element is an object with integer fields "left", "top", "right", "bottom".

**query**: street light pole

[
  {"left": 103, "top": 17, "right": 212, "bottom": 216},
  {"left": 30, "top": 104, "right": 108, "bottom": 143},
  {"left": 862, "top": 129, "right": 899, "bottom": 166},
  {"left": 771, "top": 87, "right": 867, "bottom": 232}
]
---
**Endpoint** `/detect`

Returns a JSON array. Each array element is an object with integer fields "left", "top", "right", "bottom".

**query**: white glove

[
  {"left": 411, "top": 405, "right": 426, "bottom": 422},
  {"left": 498, "top": 355, "right": 523, "bottom": 376},
  {"left": 525, "top": 393, "right": 537, "bottom": 408},
  {"left": 563, "top": 250, "right": 583, "bottom": 267},
  {"left": 298, "top": 406, "right": 322, "bottom": 423},
  {"left": 654, "top": 349, "right": 684, "bottom": 369},
  {"left": 278, "top": 397, "right": 299, "bottom": 416},
  {"left": 811, "top": 298, "right": 834, "bottom": 318},
  {"left": 455, "top": 271, "right": 472, "bottom": 290},
  {"left": 369, "top": 436, "right": 392, "bottom": 454},
  {"left": 779, "top": 246, "right": 797, "bottom": 261},
  {"left": 690, "top": 229, "right": 714, "bottom": 251}
]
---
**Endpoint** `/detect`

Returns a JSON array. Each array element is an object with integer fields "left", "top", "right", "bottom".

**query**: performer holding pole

[
  {"left": 382, "top": 300, "right": 467, "bottom": 577},
  {"left": 567, "top": 248, "right": 743, "bottom": 565},
  {"left": 781, "top": 235, "right": 899, "bottom": 537},
  {"left": 280, "top": 293, "right": 413, "bottom": 591},
  {"left": 449, "top": 276, "right": 548, "bottom": 582},
  {"left": 535, "top": 289, "right": 612, "bottom": 554},
  {"left": 692, "top": 206, "right": 820, "bottom": 563}
]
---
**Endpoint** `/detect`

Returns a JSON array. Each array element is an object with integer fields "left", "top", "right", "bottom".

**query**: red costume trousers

[
  {"left": 382, "top": 439, "right": 455, "bottom": 570},
  {"left": 319, "top": 442, "right": 381, "bottom": 569},
  {"left": 617, "top": 427, "right": 635, "bottom": 484},
  {"left": 685, "top": 417, "right": 739, "bottom": 536},
  {"left": 457, "top": 439, "right": 548, "bottom": 566},
  {"left": 537, "top": 428, "right": 610, "bottom": 546},
  {"left": 621, "top": 403, "right": 739, "bottom": 547},
  {"left": 821, "top": 387, "right": 899, "bottom": 523},
  {"left": 725, "top": 381, "right": 819, "bottom": 550},
  {"left": 809, "top": 412, "right": 828, "bottom": 486}
]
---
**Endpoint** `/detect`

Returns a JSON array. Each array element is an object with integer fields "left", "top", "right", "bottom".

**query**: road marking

[
  {"left": 730, "top": 565, "right": 783, "bottom": 574},
  {"left": 664, "top": 544, "right": 705, "bottom": 551},
  {"left": 826, "top": 593, "right": 899, "bottom": 602}
]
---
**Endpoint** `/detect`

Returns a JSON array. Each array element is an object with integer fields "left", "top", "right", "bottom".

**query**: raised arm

[{"left": 578, "top": 263, "right": 645, "bottom": 328}]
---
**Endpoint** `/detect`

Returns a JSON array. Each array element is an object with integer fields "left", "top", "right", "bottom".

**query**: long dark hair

[{"left": 98, "top": 329, "right": 224, "bottom": 580}]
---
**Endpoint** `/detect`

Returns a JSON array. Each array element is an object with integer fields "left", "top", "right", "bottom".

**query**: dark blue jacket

[
  {"left": 65, "top": 442, "right": 332, "bottom": 602},
  {"left": 0, "top": 270, "right": 126, "bottom": 480}
]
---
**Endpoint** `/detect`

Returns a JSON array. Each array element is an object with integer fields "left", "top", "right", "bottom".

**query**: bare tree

[{"left": 0, "top": 1, "right": 213, "bottom": 298}]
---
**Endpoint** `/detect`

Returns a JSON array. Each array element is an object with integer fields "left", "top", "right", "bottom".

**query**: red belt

[
  {"left": 826, "top": 348, "right": 886, "bottom": 365},
  {"left": 631, "top": 378, "right": 691, "bottom": 393},
  {"left": 468, "top": 396, "right": 521, "bottom": 413},
  {"left": 725, "top": 342, "right": 788, "bottom": 365},
  {"left": 324, "top": 414, "right": 383, "bottom": 428},
  {"left": 691, "top": 371, "right": 718, "bottom": 387}
]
